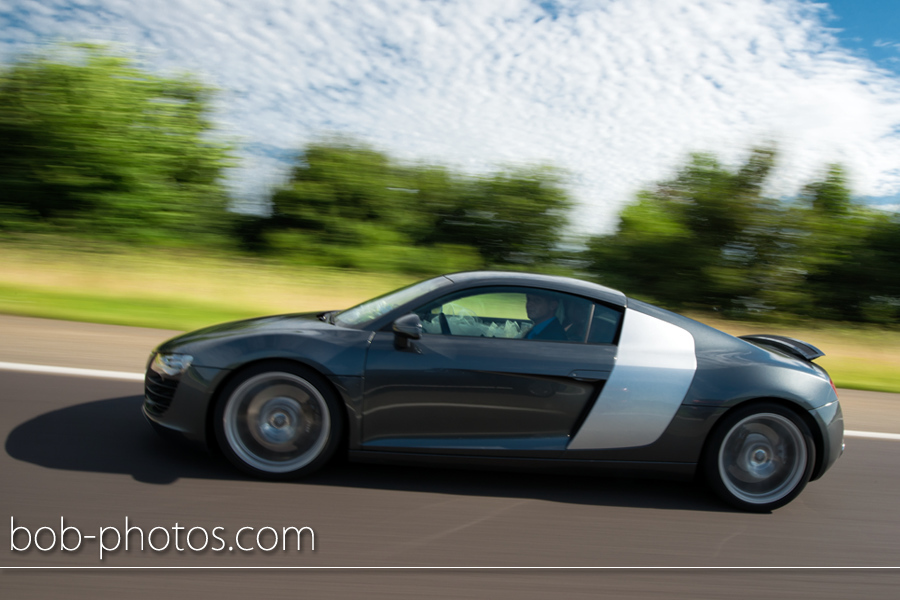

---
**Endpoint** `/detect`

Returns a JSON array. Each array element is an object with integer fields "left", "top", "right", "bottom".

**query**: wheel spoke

[
  {"left": 718, "top": 412, "right": 807, "bottom": 505},
  {"left": 223, "top": 372, "right": 332, "bottom": 474}
]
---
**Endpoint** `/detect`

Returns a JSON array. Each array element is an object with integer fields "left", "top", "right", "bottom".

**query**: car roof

[{"left": 443, "top": 271, "right": 627, "bottom": 307}]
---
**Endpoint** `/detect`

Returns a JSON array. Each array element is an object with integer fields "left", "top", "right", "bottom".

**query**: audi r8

[{"left": 143, "top": 271, "right": 843, "bottom": 511}]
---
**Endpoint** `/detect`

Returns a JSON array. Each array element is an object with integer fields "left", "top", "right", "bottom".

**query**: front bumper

[{"left": 142, "top": 362, "right": 228, "bottom": 447}]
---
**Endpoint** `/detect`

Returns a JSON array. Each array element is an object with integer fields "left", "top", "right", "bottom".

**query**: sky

[
  {"left": 825, "top": 0, "right": 900, "bottom": 75},
  {"left": 1, "top": 0, "right": 899, "bottom": 233}
]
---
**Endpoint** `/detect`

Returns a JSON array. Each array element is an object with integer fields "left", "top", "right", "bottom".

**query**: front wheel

[
  {"left": 704, "top": 403, "right": 815, "bottom": 512},
  {"left": 214, "top": 363, "right": 343, "bottom": 479}
]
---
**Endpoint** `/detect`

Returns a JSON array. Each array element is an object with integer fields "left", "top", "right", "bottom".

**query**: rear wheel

[
  {"left": 214, "top": 363, "right": 343, "bottom": 479},
  {"left": 705, "top": 403, "right": 814, "bottom": 512}
]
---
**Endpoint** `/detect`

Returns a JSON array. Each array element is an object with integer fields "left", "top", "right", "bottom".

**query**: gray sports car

[{"left": 144, "top": 271, "right": 843, "bottom": 511}]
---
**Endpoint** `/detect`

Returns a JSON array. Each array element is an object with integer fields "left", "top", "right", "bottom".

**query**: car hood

[{"left": 155, "top": 312, "right": 332, "bottom": 353}]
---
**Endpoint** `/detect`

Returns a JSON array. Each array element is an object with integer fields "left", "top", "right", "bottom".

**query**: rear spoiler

[{"left": 739, "top": 334, "right": 825, "bottom": 362}]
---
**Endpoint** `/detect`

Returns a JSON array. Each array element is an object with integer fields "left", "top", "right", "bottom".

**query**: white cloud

[{"left": 2, "top": 0, "right": 900, "bottom": 232}]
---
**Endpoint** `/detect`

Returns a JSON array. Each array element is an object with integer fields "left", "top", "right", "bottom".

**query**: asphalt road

[{"left": 1, "top": 316, "right": 899, "bottom": 597}]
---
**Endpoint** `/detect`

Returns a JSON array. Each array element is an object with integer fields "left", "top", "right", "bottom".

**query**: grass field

[
  {"left": 0, "top": 241, "right": 414, "bottom": 330},
  {"left": 1, "top": 241, "right": 898, "bottom": 393},
  {"left": 687, "top": 314, "right": 900, "bottom": 394}
]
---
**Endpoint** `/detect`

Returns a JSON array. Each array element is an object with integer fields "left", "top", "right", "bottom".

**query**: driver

[{"left": 524, "top": 292, "right": 567, "bottom": 341}]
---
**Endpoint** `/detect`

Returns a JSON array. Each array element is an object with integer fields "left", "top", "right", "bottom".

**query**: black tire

[
  {"left": 704, "top": 402, "right": 815, "bottom": 512},
  {"left": 213, "top": 362, "right": 343, "bottom": 480}
]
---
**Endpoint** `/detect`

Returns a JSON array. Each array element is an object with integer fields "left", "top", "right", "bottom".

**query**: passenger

[{"left": 562, "top": 298, "right": 592, "bottom": 342}]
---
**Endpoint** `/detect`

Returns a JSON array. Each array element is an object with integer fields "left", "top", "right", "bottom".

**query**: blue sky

[
  {"left": 1, "top": 0, "right": 899, "bottom": 231},
  {"left": 826, "top": 0, "right": 900, "bottom": 75}
]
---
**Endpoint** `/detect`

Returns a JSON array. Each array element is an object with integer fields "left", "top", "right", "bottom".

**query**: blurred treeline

[
  {"left": 588, "top": 148, "right": 900, "bottom": 323},
  {"left": 1, "top": 45, "right": 898, "bottom": 324},
  {"left": 0, "top": 44, "right": 232, "bottom": 244},
  {"left": 241, "top": 141, "right": 572, "bottom": 274},
  {"left": 0, "top": 45, "right": 570, "bottom": 273}
]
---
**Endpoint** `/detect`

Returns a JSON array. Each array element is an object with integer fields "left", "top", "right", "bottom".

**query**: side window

[
  {"left": 413, "top": 287, "right": 622, "bottom": 344},
  {"left": 418, "top": 291, "right": 529, "bottom": 338},
  {"left": 586, "top": 303, "right": 622, "bottom": 344}
]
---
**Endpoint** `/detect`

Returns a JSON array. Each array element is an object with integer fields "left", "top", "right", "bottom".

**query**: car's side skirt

[{"left": 347, "top": 450, "right": 697, "bottom": 481}]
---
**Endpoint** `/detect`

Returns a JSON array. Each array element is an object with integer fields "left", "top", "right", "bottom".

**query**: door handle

[{"left": 567, "top": 370, "right": 610, "bottom": 382}]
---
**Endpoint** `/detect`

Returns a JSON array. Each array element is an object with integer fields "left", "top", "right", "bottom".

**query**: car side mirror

[{"left": 393, "top": 313, "right": 423, "bottom": 340}]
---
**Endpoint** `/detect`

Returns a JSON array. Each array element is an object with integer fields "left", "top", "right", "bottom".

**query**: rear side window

[{"left": 586, "top": 303, "right": 622, "bottom": 344}]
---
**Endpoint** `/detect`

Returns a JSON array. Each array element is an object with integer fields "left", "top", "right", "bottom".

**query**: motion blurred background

[{"left": 1, "top": 0, "right": 899, "bottom": 390}]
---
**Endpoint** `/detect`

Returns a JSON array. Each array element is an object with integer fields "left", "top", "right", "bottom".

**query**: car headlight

[{"left": 151, "top": 353, "right": 194, "bottom": 377}]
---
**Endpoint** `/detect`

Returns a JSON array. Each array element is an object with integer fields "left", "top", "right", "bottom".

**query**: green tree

[
  {"left": 788, "top": 166, "right": 900, "bottom": 322},
  {"left": 864, "top": 215, "right": 900, "bottom": 322},
  {"left": 272, "top": 141, "right": 426, "bottom": 243},
  {"left": 587, "top": 150, "right": 900, "bottom": 324},
  {"left": 425, "top": 166, "right": 573, "bottom": 266},
  {"left": 585, "top": 147, "right": 782, "bottom": 313},
  {"left": 265, "top": 140, "right": 479, "bottom": 273},
  {"left": 0, "top": 44, "right": 233, "bottom": 243},
  {"left": 262, "top": 140, "right": 573, "bottom": 273}
]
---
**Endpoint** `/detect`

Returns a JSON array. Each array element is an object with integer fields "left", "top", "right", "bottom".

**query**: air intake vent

[{"left": 144, "top": 368, "right": 179, "bottom": 416}]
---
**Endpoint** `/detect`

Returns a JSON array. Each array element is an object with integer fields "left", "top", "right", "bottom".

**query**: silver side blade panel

[{"left": 568, "top": 308, "right": 697, "bottom": 450}]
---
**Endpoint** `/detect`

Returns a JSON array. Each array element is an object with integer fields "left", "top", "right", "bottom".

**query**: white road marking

[
  {"left": 1, "top": 361, "right": 900, "bottom": 441},
  {"left": 0, "top": 361, "right": 143, "bottom": 381},
  {"left": 845, "top": 430, "right": 900, "bottom": 441}
]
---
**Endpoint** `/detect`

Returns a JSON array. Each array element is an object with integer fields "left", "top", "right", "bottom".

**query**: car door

[{"left": 359, "top": 287, "right": 621, "bottom": 456}]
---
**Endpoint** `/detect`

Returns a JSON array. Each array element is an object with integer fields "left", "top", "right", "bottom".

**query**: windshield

[{"left": 334, "top": 276, "right": 451, "bottom": 328}]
